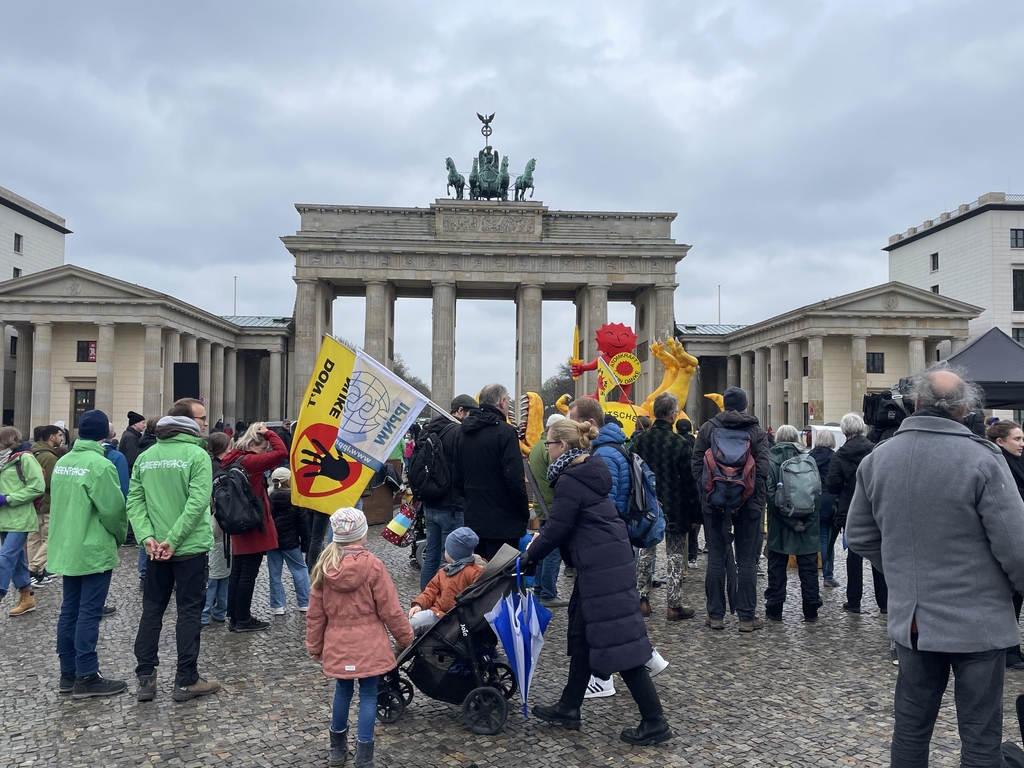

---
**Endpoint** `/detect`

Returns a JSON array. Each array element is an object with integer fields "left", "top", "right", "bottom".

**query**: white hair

[
  {"left": 814, "top": 430, "right": 836, "bottom": 449},
  {"left": 840, "top": 413, "right": 866, "bottom": 438},
  {"left": 546, "top": 414, "right": 565, "bottom": 428},
  {"left": 775, "top": 424, "right": 801, "bottom": 445}
]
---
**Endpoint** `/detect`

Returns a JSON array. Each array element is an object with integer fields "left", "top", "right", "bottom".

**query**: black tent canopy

[{"left": 945, "top": 327, "right": 1024, "bottom": 410}]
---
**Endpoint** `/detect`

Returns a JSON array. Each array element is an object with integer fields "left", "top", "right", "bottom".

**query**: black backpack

[
  {"left": 211, "top": 459, "right": 265, "bottom": 536},
  {"left": 407, "top": 424, "right": 455, "bottom": 503}
]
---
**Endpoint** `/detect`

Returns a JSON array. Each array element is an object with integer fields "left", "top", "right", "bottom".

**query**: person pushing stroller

[{"left": 408, "top": 527, "right": 485, "bottom": 635}]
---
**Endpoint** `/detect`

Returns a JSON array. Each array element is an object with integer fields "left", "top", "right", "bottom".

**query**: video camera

[{"left": 862, "top": 377, "right": 915, "bottom": 430}]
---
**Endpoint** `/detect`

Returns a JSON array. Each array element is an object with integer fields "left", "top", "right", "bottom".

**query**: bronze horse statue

[
  {"left": 445, "top": 157, "right": 466, "bottom": 200},
  {"left": 498, "top": 156, "right": 510, "bottom": 201},
  {"left": 514, "top": 159, "right": 536, "bottom": 201}
]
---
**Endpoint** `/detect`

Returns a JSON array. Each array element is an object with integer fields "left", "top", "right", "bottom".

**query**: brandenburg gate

[{"left": 283, "top": 198, "right": 690, "bottom": 414}]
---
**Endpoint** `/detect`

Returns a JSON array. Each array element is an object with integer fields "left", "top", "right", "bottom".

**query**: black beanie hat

[
  {"left": 722, "top": 387, "right": 748, "bottom": 413},
  {"left": 127, "top": 411, "right": 145, "bottom": 426},
  {"left": 79, "top": 410, "right": 110, "bottom": 441}
]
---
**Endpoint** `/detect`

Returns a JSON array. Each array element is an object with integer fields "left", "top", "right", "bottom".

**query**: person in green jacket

[
  {"left": 764, "top": 424, "right": 822, "bottom": 623},
  {"left": 0, "top": 426, "right": 45, "bottom": 618},
  {"left": 27, "top": 425, "right": 62, "bottom": 586},
  {"left": 528, "top": 414, "right": 567, "bottom": 609},
  {"left": 49, "top": 410, "right": 128, "bottom": 699},
  {"left": 128, "top": 406, "right": 219, "bottom": 704}
]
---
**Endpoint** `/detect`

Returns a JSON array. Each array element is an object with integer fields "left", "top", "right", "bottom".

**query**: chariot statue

[{"left": 444, "top": 113, "right": 537, "bottom": 203}]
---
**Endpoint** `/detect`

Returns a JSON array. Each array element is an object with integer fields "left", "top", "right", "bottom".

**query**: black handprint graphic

[{"left": 299, "top": 438, "right": 351, "bottom": 482}]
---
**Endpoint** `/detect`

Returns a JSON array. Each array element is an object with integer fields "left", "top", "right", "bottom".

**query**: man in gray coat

[{"left": 848, "top": 366, "right": 1024, "bottom": 766}]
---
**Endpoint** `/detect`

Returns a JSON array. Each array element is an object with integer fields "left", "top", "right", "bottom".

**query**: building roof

[
  {"left": 0, "top": 185, "right": 72, "bottom": 234},
  {"left": 675, "top": 323, "right": 746, "bottom": 336},
  {"left": 221, "top": 316, "right": 293, "bottom": 329},
  {"left": 884, "top": 192, "right": 1024, "bottom": 251}
]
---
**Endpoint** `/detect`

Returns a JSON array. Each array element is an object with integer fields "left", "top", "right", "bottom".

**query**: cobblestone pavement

[{"left": 2, "top": 530, "right": 1021, "bottom": 767}]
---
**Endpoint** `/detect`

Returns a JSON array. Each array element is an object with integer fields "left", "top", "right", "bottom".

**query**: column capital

[
  {"left": 97, "top": 320, "right": 115, "bottom": 327},
  {"left": 655, "top": 283, "right": 679, "bottom": 292},
  {"left": 431, "top": 280, "right": 456, "bottom": 288},
  {"left": 294, "top": 277, "right": 320, "bottom": 285},
  {"left": 32, "top": 320, "right": 52, "bottom": 328},
  {"left": 363, "top": 278, "right": 388, "bottom": 286}
]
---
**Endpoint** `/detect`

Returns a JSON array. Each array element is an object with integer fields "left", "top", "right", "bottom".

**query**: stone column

[
  {"left": 807, "top": 336, "right": 824, "bottom": 424},
  {"left": 0, "top": 325, "right": 6, "bottom": 425},
  {"left": 224, "top": 347, "right": 237, "bottom": 428},
  {"left": 753, "top": 347, "right": 768, "bottom": 427},
  {"left": 951, "top": 337, "right": 968, "bottom": 354},
  {"left": 788, "top": 341, "right": 803, "bottom": 425},
  {"left": 198, "top": 339, "right": 212, "bottom": 408},
  {"left": 740, "top": 352, "right": 754, "bottom": 414},
  {"left": 210, "top": 343, "right": 224, "bottom": 425},
  {"left": 364, "top": 280, "right": 389, "bottom": 367},
  {"left": 431, "top": 281, "right": 456, "bottom": 408},
  {"left": 143, "top": 324, "right": 163, "bottom": 418},
  {"left": 235, "top": 351, "right": 247, "bottom": 423},
  {"left": 95, "top": 323, "right": 116, "bottom": 418},
  {"left": 163, "top": 330, "right": 180, "bottom": 411},
  {"left": 14, "top": 327, "right": 32, "bottom": 435},
  {"left": 768, "top": 344, "right": 785, "bottom": 431},
  {"left": 908, "top": 337, "right": 926, "bottom": 376},
  {"left": 851, "top": 336, "right": 867, "bottom": 415},
  {"left": 516, "top": 283, "right": 543, "bottom": 399},
  {"left": 30, "top": 322, "right": 52, "bottom": 430},
  {"left": 726, "top": 355, "right": 740, "bottom": 389},
  {"left": 582, "top": 283, "right": 609, "bottom": 396},
  {"left": 293, "top": 278, "right": 320, "bottom": 416},
  {"left": 269, "top": 350, "right": 283, "bottom": 421},
  {"left": 685, "top": 364, "right": 703, "bottom": 423},
  {"left": 182, "top": 334, "right": 197, "bottom": 363}
]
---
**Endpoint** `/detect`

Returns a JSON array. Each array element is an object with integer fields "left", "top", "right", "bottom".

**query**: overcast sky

[{"left": 3, "top": 1, "right": 1022, "bottom": 399}]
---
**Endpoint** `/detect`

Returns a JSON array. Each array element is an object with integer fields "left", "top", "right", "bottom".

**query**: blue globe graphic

[{"left": 345, "top": 373, "right": 391, "bottom": 434}]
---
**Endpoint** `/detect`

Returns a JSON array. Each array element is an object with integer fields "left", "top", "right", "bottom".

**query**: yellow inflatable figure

[
  {"left": 554, "top": 394, "right": 573, "bottom": 416},
  {"left": 516, "top": 392, "right": 545, "bottom": 457},
  {"left": 640, "top": 338, "right": 699, "bottom": 418},
  {"left": 704, "top": 393, "right": 724, "bottom": 412}
]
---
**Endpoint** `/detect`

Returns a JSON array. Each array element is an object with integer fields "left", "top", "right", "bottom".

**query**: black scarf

[{"left": 1001, "top": 448, "right": 1024, "bottom": 502}]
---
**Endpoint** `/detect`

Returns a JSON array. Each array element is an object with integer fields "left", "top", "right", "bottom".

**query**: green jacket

[
  {"left": 48, "top": 440, "right": 127, "bottom": 577},
  {"left": 0, "top": 452, "right": 45, "bottom": 533},
  {"left": 528, "top": 431, "right": 554, "bottom": 518},
  {"left": 29, "top": 442, "right": 58, "bottom": 516},
  {"left": 766, "top": 442, "right": 819, "bottom": 556},
  {"left": 127, "top": 434, "right": 214, "bottom": 557}
]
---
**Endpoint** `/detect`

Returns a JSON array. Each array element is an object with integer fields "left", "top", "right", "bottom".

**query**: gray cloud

[{"left": 2, "top": 0, "right": 1022, "bottom": 398}]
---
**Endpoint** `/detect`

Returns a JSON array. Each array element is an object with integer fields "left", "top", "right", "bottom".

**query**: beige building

[
  {"left": 677, "top": 282, "right": 981, "bottom": 430},
  {"left": 0, "top": 265, "right": 292, "bottom": 435}
]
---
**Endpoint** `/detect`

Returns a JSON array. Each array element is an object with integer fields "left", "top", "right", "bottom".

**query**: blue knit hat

[
  {"left": 445, "top": 527, "right": 479, "bottom": 561},
  {"left": 78, "top": 410, "right": 109, "bottom": 441}
]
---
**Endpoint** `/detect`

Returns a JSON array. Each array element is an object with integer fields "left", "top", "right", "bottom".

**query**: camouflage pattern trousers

[{"left": 636, "top": 531, "right": 688, "bottom": 609}]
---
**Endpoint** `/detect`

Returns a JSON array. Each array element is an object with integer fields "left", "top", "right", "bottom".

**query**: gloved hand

[
  {"left": 0, "top": 495, "right": 8, "bottom": 506},
  {"left": 520, "top": 553, "right": 537, "bottom": 577}
]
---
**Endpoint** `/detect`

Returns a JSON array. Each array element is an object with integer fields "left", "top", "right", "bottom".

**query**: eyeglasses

[
  {"left": 544, "top": 441, "right": 561, "bottom": 447},
  {"left": 193, "top": 415, "right": 208, "bottom": 422}
]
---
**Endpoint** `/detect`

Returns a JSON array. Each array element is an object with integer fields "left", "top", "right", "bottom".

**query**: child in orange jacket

[
  {"left": 306, "top": 508, "right": 413, "bottom": 768},
  {"left": 408, "top": 526, "right": 485, "bottom": 634}
]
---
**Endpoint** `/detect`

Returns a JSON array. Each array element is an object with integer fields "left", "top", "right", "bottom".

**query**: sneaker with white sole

[
  {"left": 298, "top": 605, "right": 308, "bottom": 612},
  {"left": 645, "top": 648, "right": 669, "bottom": 677},
  {"left": 583, "top": 676, "right": 615, "bottom": 699},
  {"left": 272, "top": 607, "right": 286, "bottom": 616}
]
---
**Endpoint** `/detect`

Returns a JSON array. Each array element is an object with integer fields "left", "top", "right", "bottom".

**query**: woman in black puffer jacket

[
  {"left": 527, "top": 419, "right": 671, "bottom": 747},
  {"left": 267, "top": 468, "right": 311, "bottom": 615},
  {"left": 988, "top": 420, "right": 1024, "bottom": 669}
]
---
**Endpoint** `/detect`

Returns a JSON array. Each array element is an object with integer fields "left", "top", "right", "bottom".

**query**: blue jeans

[
  {"left": 0, "top": 531, "right": 31, "bottom": 595},
  {"left": 57, "top": 570, "right": 113, "bottom": 676},
  {"left": 138, "top": 546, "right": 147, "bottom": 579},
  {"left": 819, "top": 521, "right": 834, "bottom": 579},
  {"left": 332, "top": 676, "right": 379, "bottom": 742},
  {"left": 203, "top": 577, "right": 228, "bottom": 623},
  {"left": 267, "top": 548, "right": 310, "bottom": 609},
  {"left": 421, "top": 507, "right": 464, "bottom": 591},
  {"left": 534, "top": 521, "right": 561, "bottom": 600}
]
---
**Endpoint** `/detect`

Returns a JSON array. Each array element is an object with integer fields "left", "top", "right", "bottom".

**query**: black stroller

[{"left": 377, "top": 545, "right": 522, "bottom": 735}]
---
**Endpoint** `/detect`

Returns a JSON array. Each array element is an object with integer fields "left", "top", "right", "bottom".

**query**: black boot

[
  {"left": 621, "top": 717, "right": 673, "bottom": 746},
  {"left": 532, "top": 701, "right": 581, "bottom": 730},
  {"left": 329, "top": 728, "right": 348, "bottom": 767},
  {"left": 137, "top": 673, "right": 157, "bottom": 702},
  {"left": 353, "top": 740, "right": 374, "bottom": 768},
  {"left": 72, "top": 673, "right": 127, "bottom": 699}
]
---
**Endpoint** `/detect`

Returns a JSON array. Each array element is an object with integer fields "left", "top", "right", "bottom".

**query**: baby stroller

[{"left": 377, "top": 545, "right": 521, "bottom": 735}]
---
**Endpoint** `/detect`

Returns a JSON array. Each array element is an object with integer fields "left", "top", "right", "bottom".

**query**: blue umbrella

[{"left": 484, "top": 558, "right": 552, "bottom": 716}]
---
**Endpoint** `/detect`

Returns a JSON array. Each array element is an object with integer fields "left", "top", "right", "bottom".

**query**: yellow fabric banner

[{"left": 289, "top": 337, "right": 370, "bottom": 515}]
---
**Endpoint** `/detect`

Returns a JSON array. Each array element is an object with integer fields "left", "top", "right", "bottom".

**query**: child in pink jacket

[{"left": 306, "top": 508, "right": 413, "bottom": 768}]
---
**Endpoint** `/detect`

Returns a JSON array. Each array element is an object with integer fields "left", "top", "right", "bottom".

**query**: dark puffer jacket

[
  {"left": 414, "top": 415, "right": 463, "bottom": 511},
  {"left": 631, "top": 419, "right": 702, "bottom": 533},
  {"left": 824, "top": 434, "right": 873, "bottom": 529},
  {"left": 452, "top": 404, "right": 529, "bottom": 540},
  {"left": 810, "top": 446, "right": 838, "bottom": 524},
  {"left": 528, "top": 456, "right": 652, "bottom": 679},
  {"left": 269, "top": 489, "right": 310, "bottom": 552},
  {"left": 690, "top": 410, "right": 771, "bottom": 520}
]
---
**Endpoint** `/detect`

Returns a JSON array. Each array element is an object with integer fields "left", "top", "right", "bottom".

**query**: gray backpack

[{"left": 773, "top": 453, "right": 821, "bottom": 532}]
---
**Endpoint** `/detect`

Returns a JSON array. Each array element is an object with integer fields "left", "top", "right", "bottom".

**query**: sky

[{"left": 3, "top": 0, "right": 1023, "bottom": 398}]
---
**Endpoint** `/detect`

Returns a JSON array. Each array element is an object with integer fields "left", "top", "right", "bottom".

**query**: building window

[
  {"left": 767, "top": 363, "right": 772, "bottom": 380},
  {"left": 866, "top": 352, "right": 885, "bottom": 374},
  {"left": 12, "top": 267, "right": 21, "bottom": 279},
  {"left": 930, "top": 252, "right": 939, "bottom": 271},
  {"left": 1016, "top": 410, "right": 1024, "bottom": 424},
  {"left": 930, "top": 285, "right": 939, "bottom": 294},
  {"left": 1014, "top": 328, "right": 1024, "bottom": 346},
  {"left": 802, "top": 356, "right": 809, "bottom": 376},
  {"left": 10, "top": 336, "right": 16, "bottom": 357},
  {"left": 1015, "top": 270, "right": 1024, "bottom": 312},
  {"left": 784, "top": 360, "right": 789, "bottom": 379},
  {"left": 13, "top": 233, "right": 22, "bottom": 253},
  {"left": 73, "top": 389, "right": 95, "bottom": 429},
  {"left": 76, "top": 341, "right": 97, "bottom": 363},
  {"left": 1013, "top": 229, "right": 1024, "bottom": 248}
]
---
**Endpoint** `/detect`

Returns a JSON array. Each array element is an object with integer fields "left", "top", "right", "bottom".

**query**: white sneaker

[
  {"left": 272, "top": 607, "right": 286, "bottom": 616},
  {"left": 583, "top": 676, "right": 615, "bottom": 699},
  {"left": 646, "top": 648, "right": 669, "bottom": 677},
  {"left": 298, "top": 605, "right": 308, "bottom": 613}
]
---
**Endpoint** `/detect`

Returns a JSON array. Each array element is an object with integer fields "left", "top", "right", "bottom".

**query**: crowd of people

[{"left": 3, "top": 363, "right": 1024, "bottom": 765}]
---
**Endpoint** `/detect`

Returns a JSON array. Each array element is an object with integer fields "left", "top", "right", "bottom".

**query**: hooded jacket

[
  {"left": 416, "top": 414, "right": 463, "bottom": 511},
  {"left": 452, "top": 404, "right": 529, "bottom": 540},
  {"left": 269, "top": 488, "right": 310, "bottom": 552},
  {"left": 528, "top": 456, "right": 652, "bottom": 678},
  {"left": 824, "top": 434, "right": 873, "bottom": 528},
  {"left": 118, "top": 426, "right": 142, "bottom": 471},
  {"left": 47, "top": 440, "right": 127, "bottom": 576},
  {"left": 305, "top": 546, "right": 414, "bottom": 679},
  {"left": 765, "top": 442, "right": 819, "bottom": 555},
  {"left": 591, "top": 421, "right": 631, "bottom": 515},
  {"left": 126, "top": 432, "right": 214, "bottom": 558},
  {"left": 847, "top": 415, "right": 1024, "bottom": 653},
  {"left": 29, "top": 441, "right": 59, "bottom": 516},
  {"left": 412, "top": 556, "right": 486, "bottom": 618},
  {"left": 220, "top": 429, "right": 288, "bottom": 555},
  {"left": 690, "top": 410, "right": 771, "bottom": 520},
  {"left": 0, "top": 452, "right": 45, "bottom": 533},
  {"left": 810, "top": 446, "right": 838, "bottom": 523}
]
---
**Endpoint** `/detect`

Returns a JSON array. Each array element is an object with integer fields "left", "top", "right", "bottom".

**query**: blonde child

[
  {"left": 306, "top": 508, "right": 413, "bottom": 768},
  {"left": 408, "top": 526, "right": 485, "bottom": 634}
]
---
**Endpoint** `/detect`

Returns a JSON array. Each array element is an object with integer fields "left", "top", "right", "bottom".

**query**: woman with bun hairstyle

[
  {"left": 988, "top": 420, "right": 1024, "bottom": 670},
  {"left": 527, "top": 419, "right": 672, "bottom": 747}
]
